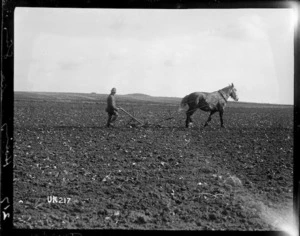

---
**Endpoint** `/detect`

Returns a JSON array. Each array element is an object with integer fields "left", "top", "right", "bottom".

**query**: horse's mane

[{"left": 220, "top": 84, "right": 233, "bottom": 94}]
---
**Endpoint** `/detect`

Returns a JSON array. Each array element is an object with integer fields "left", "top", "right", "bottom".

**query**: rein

[{"left": 218, "top": 90, "right": 228, "bottom": 103}]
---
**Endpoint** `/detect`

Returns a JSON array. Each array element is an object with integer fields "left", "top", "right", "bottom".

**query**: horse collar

[{"left": 218, "top": 90, "right": 227, "bottom": 103}]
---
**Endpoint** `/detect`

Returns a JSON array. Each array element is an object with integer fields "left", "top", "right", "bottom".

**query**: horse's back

[
  {"left": 185, "top": 92, "right": 208, "bottom": 106},
  {"left": 189, "top": 92, "right": 208, "bottom": 99},
  {"left": 191, "top": 92, "right": 209, "bottom": 100}
]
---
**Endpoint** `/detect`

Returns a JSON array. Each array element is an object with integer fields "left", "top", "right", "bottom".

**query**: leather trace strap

[{"left": 218, "top": 90, "right": 228, "bottom": 103}]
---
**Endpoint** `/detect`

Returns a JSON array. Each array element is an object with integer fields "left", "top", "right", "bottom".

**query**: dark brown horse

[{"left": 179, "top": 83, "right": 238, "bottom": 128}]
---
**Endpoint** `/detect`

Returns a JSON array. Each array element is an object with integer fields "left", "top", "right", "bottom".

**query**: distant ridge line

[
  {"left": 124, "top": 93, "right": 152, "bottom": 97},
  {"left": 14, "top": 91, "right": 292, "bottom": 107}
]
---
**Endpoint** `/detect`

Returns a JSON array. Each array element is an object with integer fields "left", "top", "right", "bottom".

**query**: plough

[
  {"left": 119, "top": 107, "right": 144, "bottom": 125},
  {"left": 119, "top": 107, "right": 178, "bottom": 128}
]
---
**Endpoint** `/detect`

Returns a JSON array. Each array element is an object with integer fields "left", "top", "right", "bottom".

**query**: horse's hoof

[{"left": 186, "top": 123, "right": 192, "bottom": 128}]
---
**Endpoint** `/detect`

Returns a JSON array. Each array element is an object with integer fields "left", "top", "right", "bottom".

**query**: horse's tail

[{"left": 178, "top": 94, "right": 190, "bottom": 112}]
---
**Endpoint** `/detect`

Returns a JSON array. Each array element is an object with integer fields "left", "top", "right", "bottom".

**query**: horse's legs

[
  {"left": 185, "top": 113, "right": 189, "bottom": 128},
  {"left": 219, "top": 110, "right": 225, "bottom": 128},
  {"left": 204, "top": 111, "right": 216, "bottom": 127},
  {"left": 186, "top": 107, "right": 196, "bottom": 128}
]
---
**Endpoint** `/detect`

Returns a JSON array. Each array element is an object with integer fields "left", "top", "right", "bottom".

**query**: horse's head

[{"left": 230, "top": 83, "right": 238, "bottom": 101}]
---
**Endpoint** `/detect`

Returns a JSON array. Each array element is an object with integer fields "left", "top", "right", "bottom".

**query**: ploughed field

[{"left": 13, "top": 92, "right": 293, "bottom": 230}]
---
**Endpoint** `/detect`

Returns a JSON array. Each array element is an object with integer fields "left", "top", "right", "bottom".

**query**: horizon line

[{"left": 14, "top": 90, "right": 293, "bottom": 106}]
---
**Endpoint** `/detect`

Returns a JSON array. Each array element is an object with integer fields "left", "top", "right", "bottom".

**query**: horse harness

[{"left": 218, "top": 90, "right": 228, "bottom": 103}]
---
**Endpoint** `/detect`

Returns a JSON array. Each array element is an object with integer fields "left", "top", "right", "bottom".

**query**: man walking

[{"left": 105, "top": 87, "right": 119, "bottom": 127}]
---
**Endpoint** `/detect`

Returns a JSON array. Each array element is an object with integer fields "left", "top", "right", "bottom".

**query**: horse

[{"left": 179, "top": 83, "right": 238, "bottom": 128}]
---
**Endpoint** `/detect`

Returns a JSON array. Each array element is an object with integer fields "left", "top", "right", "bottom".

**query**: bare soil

[{"left": 13, "top": 92, "right": 293, "bottom": 230}]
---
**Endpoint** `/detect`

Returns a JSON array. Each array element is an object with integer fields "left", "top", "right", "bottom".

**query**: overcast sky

[{"left": 14, "top": 7, "right": 295, "bottom": 104}]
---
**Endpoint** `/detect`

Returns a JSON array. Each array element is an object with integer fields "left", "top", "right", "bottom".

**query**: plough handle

[{"left": 119, "top": 107, "right": 144, "bottom": 125}]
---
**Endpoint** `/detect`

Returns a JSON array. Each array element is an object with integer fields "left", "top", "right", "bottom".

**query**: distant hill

[
  {"left": 121, "top": 93, "right": 180, "bottom": 104},
  {"left": 122, "top": 93, "right": 152, "bottom": 100},
  {"left": 125, "top": 93, "right": 152, "bottom": 98}
]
